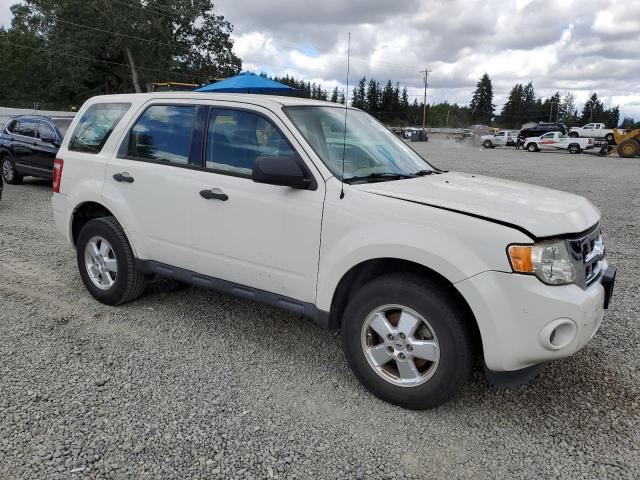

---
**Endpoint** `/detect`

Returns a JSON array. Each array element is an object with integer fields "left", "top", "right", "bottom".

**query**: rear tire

[
  {"left": 617, "top": 139, "right": 640, "bottom": 158},
  {"left": 605, "top": 133, "right": 614, "bottom": 144},
  {"left": 568, "top": 144, "right": 581, "bottom": 154},
  {"left": 341, "top": 274, "right": 476, "bottom": 409},
  {"left": 569, "top": 132, "right": 579, "bottom": 138},
  {"left": 1, "top": 155, "right": 23, "bottom": 185},
  {"left": 76, "top": 216, "right": 146, "bottom": 305}
]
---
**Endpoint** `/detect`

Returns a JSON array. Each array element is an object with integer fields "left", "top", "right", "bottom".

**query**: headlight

[{"left": 508, "top": 241, "right": 576, "bottom": 285}]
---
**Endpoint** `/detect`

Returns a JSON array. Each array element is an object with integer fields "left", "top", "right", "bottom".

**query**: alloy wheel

[
  {"left": 2, "top": 158, "right": 14, "bottom": 182},
  {"left": 84, "top": 236, "right": 118, "bottom": 290},
  {"left": 361, "top": 304, "right": 440, "bottom": 387}
]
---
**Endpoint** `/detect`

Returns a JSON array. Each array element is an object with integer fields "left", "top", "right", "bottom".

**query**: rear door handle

[
  {"left": 113, "top": 172, "right": 134, "bottom": 183},
  {"left": 200, "top": 189, "right": 228, "bottom": 201}
]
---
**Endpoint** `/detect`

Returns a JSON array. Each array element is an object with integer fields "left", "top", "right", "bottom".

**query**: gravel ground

[{"left": 0, "top": 140, "right": 638, "bottom": 479}]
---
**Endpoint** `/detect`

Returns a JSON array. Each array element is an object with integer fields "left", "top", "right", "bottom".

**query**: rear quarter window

[{"left": 68, "top": 103, "right": 130, "bottom": 153}]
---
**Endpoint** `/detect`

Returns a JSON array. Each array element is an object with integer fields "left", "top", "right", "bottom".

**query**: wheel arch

[
  {"left": 325, "top": 257, "right": 483, "bottom": 356},
  {"left": 70, "top": 201, "right": 140, "bottom": 258}
]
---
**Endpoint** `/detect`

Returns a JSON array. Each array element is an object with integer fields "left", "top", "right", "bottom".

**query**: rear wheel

[
  {"left": 482, "top": 140, "right": 493, "bottom": 149},
  {"left": 605, "top": 133, "right": 614, "bottom": 144},
  {"left": 341, "top": 274, "right": 476, "bottom": 409},
  {"left": 527, "top": 143, "right": 539, "bottom": 152},
  {"left": 569, "top": 132, "right": 579, "bottom": 138},
  {"left": 1, "top": 155, "right": 23, "bottom": 185},
  {"left": 568, "top": 144, "right": 581, "bottom": 154},
  {"left": 76, "top": 216, "right": 146, "bottom": 305},
  {"left": 617, "top": 138, "right": 640, "bottom": 158}
]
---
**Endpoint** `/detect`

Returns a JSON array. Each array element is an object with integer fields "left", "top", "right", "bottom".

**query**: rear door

[
  {"left": 190, "top": 104, "right": 325, "bottom": 303},
  {"left": 103, "top": 101, "right": 204, "bottom": 269},
  {"left": 32, "top": 120, "right": 59, "bottom": 177}
]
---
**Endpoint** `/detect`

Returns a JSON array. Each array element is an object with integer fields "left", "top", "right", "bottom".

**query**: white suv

[{"left": 52, "top": 93, "right": 616, "bottom": 409}]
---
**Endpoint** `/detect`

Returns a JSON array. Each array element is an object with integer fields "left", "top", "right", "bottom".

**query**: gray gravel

[{"left": 1, "top": 140, "right": 638, "bottom": 479}]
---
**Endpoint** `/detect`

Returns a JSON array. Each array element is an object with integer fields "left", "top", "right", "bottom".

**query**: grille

[{"left": 567, "top": 225, "right": 604, "bottom": 289}]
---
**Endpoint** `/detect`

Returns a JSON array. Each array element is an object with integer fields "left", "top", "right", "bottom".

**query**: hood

[{"left": 354, "top": 172, "right": 600, "bottom": 238}]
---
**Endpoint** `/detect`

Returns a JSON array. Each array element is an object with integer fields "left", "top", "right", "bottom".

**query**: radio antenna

[{"left": 339, "top": 32, "right": 351, "bottom": 200}]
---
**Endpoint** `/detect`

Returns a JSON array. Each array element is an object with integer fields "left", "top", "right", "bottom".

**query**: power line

[
  {"left": 110, "top": 0, "right": 182, "bottom": 20},
  {"left": 0, "top": 40, "right": 206, "bottom": 79},
  {"left": 56, "top": 18, "right": 180, "bottom": 49}
]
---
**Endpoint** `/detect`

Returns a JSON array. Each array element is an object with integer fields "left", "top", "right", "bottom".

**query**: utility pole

[
  {"left": 420, "top": 67, "right": 432, "bottom": 140},
  {"left": 549, "top": 100, "right": 553, "bottom": 122}
]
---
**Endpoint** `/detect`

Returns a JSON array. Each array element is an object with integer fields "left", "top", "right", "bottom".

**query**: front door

[
  {"left": 190, "top": 105, "right": 325, "bottom": 303},
  {"left": 32, "top": 120, "right": 59, "bottom": 176}
]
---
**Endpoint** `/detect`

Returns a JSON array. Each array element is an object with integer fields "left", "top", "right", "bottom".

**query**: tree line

[{"left": 0, "top": 0, "right": 241, "bottom": 110}]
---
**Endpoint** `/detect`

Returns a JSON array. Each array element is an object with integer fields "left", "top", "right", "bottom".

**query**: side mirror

[{"left": 252, "top": 155, "right": 314, "bottom": 190}]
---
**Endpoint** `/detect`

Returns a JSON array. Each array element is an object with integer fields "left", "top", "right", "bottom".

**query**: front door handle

[
  {"left": 200, "top": 189, "right": 228, "bottom": 201},
  {"left": 113, "top": 172, "right": 134, "bottom": 183}
]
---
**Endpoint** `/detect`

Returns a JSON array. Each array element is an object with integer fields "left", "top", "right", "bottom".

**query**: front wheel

[
  {"left": 76, "top": 216, "right": 146, "bottom": 305},
  {"left": 341, "top": 274, "right": 476, "bottom": 409},
  {"left": 482, "top": 140, "right": 493, "bottom": 149},
  {"left": 1, "top": 155, "right": 23, "bottom": 184},
  {"left": 569, "top": 132, "right": 579, "bottom": 138},
  {"left": 527, "top": 143, "right": 539, "bottom": 152}
]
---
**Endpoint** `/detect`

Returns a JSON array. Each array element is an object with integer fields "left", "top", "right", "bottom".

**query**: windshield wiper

[
  {"left": 343, "top": 172, "right": 416, "bottom": 184},
  {"left": 414, "top": 169, "right": 439, "bottom": 176}
]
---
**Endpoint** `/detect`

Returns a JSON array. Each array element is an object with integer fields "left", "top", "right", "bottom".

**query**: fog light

[{"left": 539, "top": 319, "right": 577, "bottom": 350}]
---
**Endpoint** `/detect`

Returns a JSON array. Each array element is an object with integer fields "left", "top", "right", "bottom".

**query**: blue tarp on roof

[{"left": 195, "top": 72, "right": 297, "bottom": 94}]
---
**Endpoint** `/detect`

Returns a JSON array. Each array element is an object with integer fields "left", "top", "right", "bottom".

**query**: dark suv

[
  {"left": 0, "top": 115, "right": 73, "bottom": 184},
  {"left": 518, "top": 122, "right": 567, "bottom": 140}
]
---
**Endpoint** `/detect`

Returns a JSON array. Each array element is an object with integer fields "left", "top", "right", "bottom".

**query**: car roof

[{"left": 83, "top": 92, "right": 356, "bottom": 110}]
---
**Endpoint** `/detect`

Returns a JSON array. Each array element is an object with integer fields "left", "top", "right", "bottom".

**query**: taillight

[{"left": 53, "top": 158, "right": 64, "bottom": 193}]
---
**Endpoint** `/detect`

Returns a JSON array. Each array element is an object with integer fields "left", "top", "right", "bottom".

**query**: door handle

[
  {"left": 113, "top": 172, "right": 134, "bottom": 183},
  {"left": 200, "top": 189, "right": 228, "bottom": 201}
]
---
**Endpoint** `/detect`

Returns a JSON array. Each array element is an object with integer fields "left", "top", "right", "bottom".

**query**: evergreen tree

[
  {"left": 365, "top": 79, "right": 381, "bottom": 116},
  {"left": 581, "top": 93, "right": 605, "bottom": 124},
  {"left": 351, "top": 77, "right": 367, "bottom": 109},
  {"left": 469, "top": 73, "right": 494, "bottom": 124},
  {"left": 380, "top": 80, "right": 395, "bottom": 123},
  {"left": 330, "top": 86, "right": 339, "bottom": 103}
]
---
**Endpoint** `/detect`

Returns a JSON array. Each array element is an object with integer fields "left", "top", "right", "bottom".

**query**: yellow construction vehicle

[{"left": 610, "top": 128, "right": 640, "bottom": 158}]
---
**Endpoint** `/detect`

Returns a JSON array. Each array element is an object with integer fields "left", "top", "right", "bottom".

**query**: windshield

[{"left": 284, "top": 106, "right": 434, "bottom": 182}]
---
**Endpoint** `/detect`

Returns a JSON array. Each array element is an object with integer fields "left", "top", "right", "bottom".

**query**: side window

[
  {"left": 584, "top": 124, "right": 593, "bottom": 129},
  {"left": 14, "top": 120, "right": 37, "bottom": 137},
  {"left": 5, "top": 120, "right": 17, "bottom": 133},
  {"left": 37, "top": 122, "right": 56, "bottom": 142},
  {"left": 205, "top": 109, "right": 296, "bottom": 176},
  {"left": 541, "top": 132, "right": 554, "bottom": 139},
  {"left": 69, "top": 103, "right": 130, "bottom": 153},
  {"left": 125, "top": 105, "right": 197, "bottom": 165},
  {"left": 495, "top": 132, "right": 505, "bottom": 137}
]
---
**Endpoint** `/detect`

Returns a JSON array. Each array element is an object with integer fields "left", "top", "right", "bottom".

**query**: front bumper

[{"left": 455, "top": 264, "right": 613, "bottom": 372}]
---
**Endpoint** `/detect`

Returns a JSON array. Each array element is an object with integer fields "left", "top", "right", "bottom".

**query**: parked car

[
  {"left": 518, "top": 122, "right": 567, "bottom": 141},
  {"left": 0, "top": 166, "right": 3, "bottom": 201},
  {"left": 523, "top": 132, "right": 595, "bottom": 154},
  {"left": 568, "top": 123, "right": 621, "bottom": 144},
  {"left": 481, "top": 130, "right": 517, "bottom": 148},
  {"left": 52, "top": 93, "right": 616, "bottom": 409},
  {"left": 0, "top": 115, "right": 72, "bottom": 184}
]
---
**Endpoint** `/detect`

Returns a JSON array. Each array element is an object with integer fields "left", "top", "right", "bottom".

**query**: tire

[
  {"left": 341, "top": 273, "right": 476, "bottom": 409},
  {"left": 569, "top": 132, "right": 579, "bottom": 138},
  {"left": 482, "top": 140, "right": 493, "bottom": 149},
  {"left": 568, "top": 144, "right": 581, "bottom": 154},
  {"left": 76, "top": 216, "right": 146, "bottom": 305},
  {"left": 527, "top": 143, "right": 539, "bottom": 152},
  {"left": 1, "top": 154, "right": 23, "bottom": 185},
  {"left": 605, "top": 133, "right": 614, "bottom": 144},
  {"left": 617, "top": 138, "right": 640, "bottom": 158}
]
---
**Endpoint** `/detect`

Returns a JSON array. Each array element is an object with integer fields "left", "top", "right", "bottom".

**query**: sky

[{"left": 2, "top": 0, "right": 639, "bottom": 120}]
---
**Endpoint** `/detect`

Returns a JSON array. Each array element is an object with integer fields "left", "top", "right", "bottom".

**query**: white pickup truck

[
  {"left": 523, "top": 132, "right": 595, "bottom": 154},
  {"left": 569, "top": 123, "right": 616, "bottom": 143},
  {"left": 481, "top": 130, "right": 517, "bottom": 148}
]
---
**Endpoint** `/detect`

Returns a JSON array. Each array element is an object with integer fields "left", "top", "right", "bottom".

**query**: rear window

[
  {"left": 124, "top": 105, "right": 197, "bottom": 165},
  {"left": 69, "top": 103, "right": 130, "bottom": 153},
  {"left": 52, "top": 118, "right": 73, "bottom": 137}
]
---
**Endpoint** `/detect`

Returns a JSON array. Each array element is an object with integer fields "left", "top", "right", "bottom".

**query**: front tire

[
  {"left": 569, "top": 132, "right": 579, "bottom": 138},
  {"left": 76, "top": 216, "right": 146, "bottom": 305},
  {"left": 617, "top": 138, "right": 640, "bottom": 158},
  {"left": 1, "top": 155, "right": 23, "bottom": 185},
  {"left": 527, "top": 143, "right": 539, "bottom": 152},
  {"left": 482, "top": 140, "right": 493, "bottom": 149},
  {"left": 341, "top": 274, "right": 476, "bottom": 409}
]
